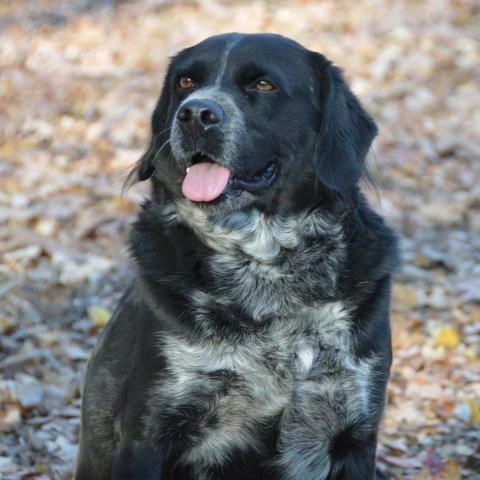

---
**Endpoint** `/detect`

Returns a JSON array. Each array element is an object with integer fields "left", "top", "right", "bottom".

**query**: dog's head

[{"left": 129, "top": 33, "right": 377, "bottom": 213}]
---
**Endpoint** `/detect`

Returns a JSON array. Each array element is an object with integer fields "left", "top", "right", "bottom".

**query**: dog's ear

[
  {"left": 124, "top": 64, "right": 173, "bottom": 189},
  {"left": 310, "top": 53, "right": 378, "bottom": 196}
]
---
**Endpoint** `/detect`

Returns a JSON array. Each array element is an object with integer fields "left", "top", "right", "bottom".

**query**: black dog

[{"left": 76, "top": 33, "right": 398, "bottom": 480}]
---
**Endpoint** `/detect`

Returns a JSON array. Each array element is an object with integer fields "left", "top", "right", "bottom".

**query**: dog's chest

[
  {"left": 148, "top": 205, "right": 352, "bottom": 467},
  {"left": 154, "top": 301, "right": 352, "bottom": 468},
  {"left": 160, "top": 330, "right": 296, "bottom": 416}
]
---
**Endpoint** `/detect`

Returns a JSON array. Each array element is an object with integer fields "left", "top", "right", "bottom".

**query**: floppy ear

[
  {"left": 311, "top": 53, "right": 378, "bottom": 195},
  {"left": 124, "top": 64, "right": 173, "bottom": 189}
]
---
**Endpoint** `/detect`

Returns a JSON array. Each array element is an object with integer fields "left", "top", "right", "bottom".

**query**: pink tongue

[{"left": 182, "top": 162, "right": 231, "bottom": 202}]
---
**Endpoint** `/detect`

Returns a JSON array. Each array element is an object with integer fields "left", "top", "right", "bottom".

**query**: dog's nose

[{"left": 177, "top": 99, "right": 224, "bottom": 133}]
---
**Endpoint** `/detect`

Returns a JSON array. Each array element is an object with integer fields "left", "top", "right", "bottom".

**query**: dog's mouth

[{"left": 181, "top": 153, "right": 277, "bottom": 203}]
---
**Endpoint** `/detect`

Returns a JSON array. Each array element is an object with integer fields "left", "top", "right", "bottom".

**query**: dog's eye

[
  {"left": 254, "top": 80, "right": 276, "bottom": 91},
  {"left": 178, "top": 76, "right": 195, "bottom": 89}
]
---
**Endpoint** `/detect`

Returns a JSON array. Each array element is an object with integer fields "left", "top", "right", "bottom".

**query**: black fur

[{"left": 76, "top": 33, "right": 398, "bottom": 480}]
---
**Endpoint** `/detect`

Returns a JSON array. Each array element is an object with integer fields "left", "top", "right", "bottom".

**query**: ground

[{"left": 0, "top": 0, "right": 479, "bottom": 479}]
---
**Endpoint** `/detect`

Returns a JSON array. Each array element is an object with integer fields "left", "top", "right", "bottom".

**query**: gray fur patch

[
  {"left": 174, "top": 200, "right": 344, "bottom": 320},
  {"left": 275, "top": 357, "right": 376, "bottom": 480}
]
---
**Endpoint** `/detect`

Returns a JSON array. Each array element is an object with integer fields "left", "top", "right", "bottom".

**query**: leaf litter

[{"left": 0, "top": 1, "right": 479, "bottom": 478}]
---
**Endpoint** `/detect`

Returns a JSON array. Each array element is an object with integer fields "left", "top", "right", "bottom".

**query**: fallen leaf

[
  {"left": 0, "top": 405, "right": 21, "bottom": 432},
  {"left": 467, "top": 398, "right": 480, "bottom": 424},
  {"left": 87, "top": 305, "right": 112, "bottom": 328},
  {"left": 444, "top": 459, "right": 461, "bottom": 479},
  {"left": 436, "top": 327, "right": 460, "bottom": 348}
]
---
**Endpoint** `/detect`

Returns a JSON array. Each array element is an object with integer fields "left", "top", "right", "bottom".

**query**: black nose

[{"left": 177, "top": 99, "right": 224, "bottom": 133}]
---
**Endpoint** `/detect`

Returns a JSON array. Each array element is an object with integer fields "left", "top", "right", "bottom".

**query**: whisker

[
  {"left": 152, "top": 126, "right": 172, "bottom": 139},
  {"left": 153, "top": 138, "right": 171, "bottom": 163}
]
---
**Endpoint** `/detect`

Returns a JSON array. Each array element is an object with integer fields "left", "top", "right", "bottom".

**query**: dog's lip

[
  {"left": 227, "top": 162, "right": 277, "bottom": 193},
  {"left": 184, "top": 152, "right": 277, "bottom": 196}
]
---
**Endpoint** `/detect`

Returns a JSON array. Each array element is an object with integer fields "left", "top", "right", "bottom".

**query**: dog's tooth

[{"left": 186, "top": 167, "right": 191, "bottom": 173}]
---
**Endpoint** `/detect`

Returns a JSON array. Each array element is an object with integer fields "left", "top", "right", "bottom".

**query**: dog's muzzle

[
  {"left": 177, "top": 99, "right": 224, "bottom": 136},
  {"left": 172, "top": 94, "right": 277, "bottom": 203}
]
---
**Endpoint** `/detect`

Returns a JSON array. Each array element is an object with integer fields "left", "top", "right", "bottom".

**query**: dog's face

[{"left": 132, "top": 33, "right": 377, "bottom": 213}]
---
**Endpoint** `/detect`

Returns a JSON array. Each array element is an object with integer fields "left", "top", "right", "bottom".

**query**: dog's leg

[
  {"left": 111, "top": 440, "right": 172, "bottom": 480},
  {"left": 276, "top": 365, "right": 382, "bottom": 480},
  {"left": 326, "top": 418, "right": 378, "bottom": 479},
  {"left": 74, "top": 373, "right": 118, "bottom": 480},
  {"left": 75, "top": 441, "right": 114, "bottom": 480}
]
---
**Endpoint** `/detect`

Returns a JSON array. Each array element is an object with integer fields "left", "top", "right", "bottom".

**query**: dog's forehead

[{"left": 172, "top": 33, "right": 310, "bottom": 73}]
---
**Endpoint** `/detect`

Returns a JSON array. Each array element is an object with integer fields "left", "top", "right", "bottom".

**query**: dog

[{"left": 75, "top": 33, "right": 398, "bottom": 480}]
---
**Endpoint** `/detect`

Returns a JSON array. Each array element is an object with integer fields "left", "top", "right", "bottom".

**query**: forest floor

[{"left": 0, "top": 1, "right": 479, "bottom": 478}]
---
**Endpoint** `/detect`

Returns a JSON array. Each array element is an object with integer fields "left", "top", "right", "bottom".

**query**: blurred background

[{"left": 0, "top": 0, "right": 479, "bottom": 478}]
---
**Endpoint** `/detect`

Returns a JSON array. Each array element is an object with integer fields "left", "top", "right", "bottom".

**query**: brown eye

[
  {"left": 178, "top": 76, "right": 195, "bottom": 89},
  {"left": 255, "top": 80, "right": 275, "bottom": 91}
]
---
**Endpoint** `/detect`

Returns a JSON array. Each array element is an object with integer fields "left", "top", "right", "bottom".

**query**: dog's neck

[
  {"left": 131, "top": 195, "right": 347, "bottom": 321},
  {"left": 168, "top": 198, "right": 341, "bottom": 265},
  {"left": 169, "top": 198, "right": 345, "bottom": 320}
]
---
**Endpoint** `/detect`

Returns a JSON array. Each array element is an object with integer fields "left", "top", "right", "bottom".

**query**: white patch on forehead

[
  {"left": 173, "top": 37, "right": 241, "bottom": 113},
  {"left": 177, "top": 87, "right": 234, "bottom": 108},
  {"left": 215, "top": 37, "right": 242, "bottom": 86}
]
